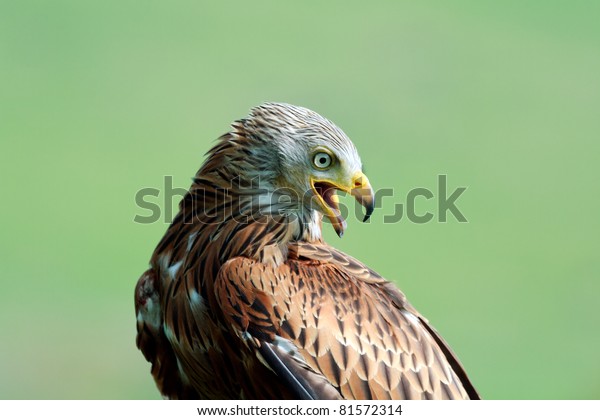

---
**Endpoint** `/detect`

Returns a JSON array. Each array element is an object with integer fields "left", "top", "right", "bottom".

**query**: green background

[{"left": 1, "top": 1, "right": 598, "bottom": 399}]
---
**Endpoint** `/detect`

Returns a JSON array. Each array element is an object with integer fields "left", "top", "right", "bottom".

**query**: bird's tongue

[{"left": 321, "top": 185, "right": 339, "bottom": 212}]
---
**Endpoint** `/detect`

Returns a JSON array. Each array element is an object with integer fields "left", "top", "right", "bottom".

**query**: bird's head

[{"left": 241, "top": 102, "right": 374, "bottom": 238}]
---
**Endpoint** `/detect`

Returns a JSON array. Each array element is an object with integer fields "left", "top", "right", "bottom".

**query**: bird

[{"left": 135, "top": 102, "right": 480, "bottom": 400}]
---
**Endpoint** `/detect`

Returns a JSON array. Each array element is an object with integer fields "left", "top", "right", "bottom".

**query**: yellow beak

[
  {"left": 350, "top": 172, "right": 375, "bottom": 223},
  {"left": 310, "top": 171, "right": 375, "bottom": 237}
]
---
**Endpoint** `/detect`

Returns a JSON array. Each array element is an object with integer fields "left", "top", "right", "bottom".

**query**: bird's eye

[{"left": 313, "top": 152, "right": 333, "bottom": 169}]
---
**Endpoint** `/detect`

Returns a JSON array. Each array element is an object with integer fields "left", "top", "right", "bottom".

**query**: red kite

[{"left": 135, "top": 103, "right": 479, "bottom": 399}]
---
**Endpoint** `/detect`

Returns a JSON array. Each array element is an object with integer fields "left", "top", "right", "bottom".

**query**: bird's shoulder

[{"left": 214, "top": 240, "right": 419, "bottom": 336}]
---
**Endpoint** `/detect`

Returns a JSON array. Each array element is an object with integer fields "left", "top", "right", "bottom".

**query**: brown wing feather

[
  {"left": 213, "top": 246, "right": 479, "bottom": 400},
  {"left": 292, "top": 242, "right": 480, "bottom": 399}
]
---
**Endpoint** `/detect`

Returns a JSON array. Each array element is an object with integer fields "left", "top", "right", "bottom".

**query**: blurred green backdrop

[{"left": 1, "top": 0, "right": 598, "bottom": 399}]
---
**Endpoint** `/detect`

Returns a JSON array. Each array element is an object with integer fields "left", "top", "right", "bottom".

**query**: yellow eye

[{"left": 313, "top": 152, "right": 332, "bottom": 169}]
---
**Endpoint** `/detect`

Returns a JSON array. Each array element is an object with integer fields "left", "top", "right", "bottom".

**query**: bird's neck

[
  {"left": 219, "top": 174, "right": 324, "bottom": 244},
  {"left": 184, "top": 133, "right": 325, "bottom": 257},
  {"left": 186, "top": 169, "right": 324, "bottom": 255}
]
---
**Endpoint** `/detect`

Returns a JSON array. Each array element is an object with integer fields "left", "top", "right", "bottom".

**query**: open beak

[{"left": 310, "top": 171, "right": 375, "bottom": 238}]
